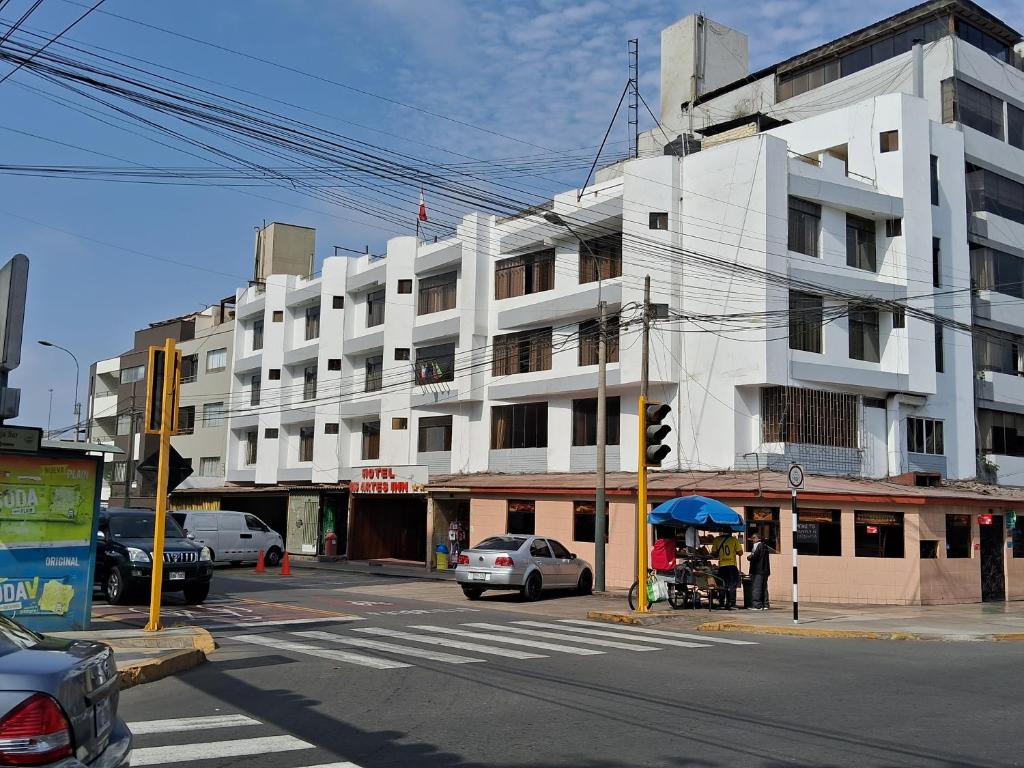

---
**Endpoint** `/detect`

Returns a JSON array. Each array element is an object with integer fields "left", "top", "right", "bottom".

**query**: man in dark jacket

[{"left": 746, "top": 534, "right": 770, "bottom": 610}]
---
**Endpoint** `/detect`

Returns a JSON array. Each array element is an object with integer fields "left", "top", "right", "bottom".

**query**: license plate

[
  {"left": 469, "top": 572, "right": 489, "bottom": 581},
  {"left": 169, "top": 571, "right": 185, "bottom": 581},
  {"left": 94, "top": 697, "right": 112, "bottom": 738}
]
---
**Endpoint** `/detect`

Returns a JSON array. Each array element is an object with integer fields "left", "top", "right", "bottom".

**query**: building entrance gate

[{"left": 980, "top": 515, "right": 1005, "bottom": 602}]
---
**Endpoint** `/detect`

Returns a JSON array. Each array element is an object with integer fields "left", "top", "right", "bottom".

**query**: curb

[
  {"left": 695, "top": 621, "right": 1022, "bottom": 642},
  {"left": 118, "top": 648, "right": 206, "bottom": 690},
  {"left": 586, "top": 610, "right": 686, "bottom": 626}
]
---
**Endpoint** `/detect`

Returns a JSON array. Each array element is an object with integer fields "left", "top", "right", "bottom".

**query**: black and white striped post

[{"left": 787, "top": 464, "right": 804, "bottom": 625}]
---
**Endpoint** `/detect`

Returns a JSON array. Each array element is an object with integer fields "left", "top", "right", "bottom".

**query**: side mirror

[
  {"left": 187, "top": 532, "right": 196, "bottom": 540},
  {"left": 569, "top": 553, "right": 577, "bottom": 560},
  {"left": 97, "top": 530, "right": 105, "bottom": 540}
]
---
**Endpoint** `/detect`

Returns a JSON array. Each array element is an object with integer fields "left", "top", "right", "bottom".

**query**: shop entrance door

[{"left": 980, "top": 515, "right": 1005, "bottom": 602}]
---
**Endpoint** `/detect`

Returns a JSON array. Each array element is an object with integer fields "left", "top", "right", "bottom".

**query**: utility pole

[
  {"left": 124, "top": 388, "right": 137, "bottom": 507},
  {"left": 635, "top": 275, "right": 651, "bottom": 613},
  {"left": 595, "top": 297, "right": 607, "bottom": 592},
  {"left": 787, "top": 463, "right": 804, "bottom": 624}
]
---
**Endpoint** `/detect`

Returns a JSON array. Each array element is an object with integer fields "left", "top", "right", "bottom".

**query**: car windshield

[
  {"left": 0, "top": 614, "right": 41, "bottom": 650},
  {"left": 109, "top": 514, "right": 186, "bottom": 539},
  {"left": 473, "top": 536, "right": 525, "bottom": 551}
]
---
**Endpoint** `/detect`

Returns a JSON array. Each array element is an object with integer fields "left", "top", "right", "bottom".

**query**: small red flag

[{"left": 418, "top": 189, "right": 428, "bottom": 222}]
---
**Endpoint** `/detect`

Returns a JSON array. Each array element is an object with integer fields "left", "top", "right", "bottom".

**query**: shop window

[
  {"left": 879, "top": 130, "right": 899, "bottom": 153},
  {"left": 571, "top": 396, "right": 620, "bottom": 446},
  {"left": 324, "top": 422, "right": 339, "bottom": 435},
  {"left": 572, "top": 500, "right": 608, "bottom": 543},
  {"left": 507, "top": 500, "right": 536, "bottom": 535},
  {"left": 361, "top": 421, "right": 380, "bottom": 460},
  {"left": 920, "top": 540, "right": 939, "bottom": 559},
  {"left": 945, "top": 514, "right": 971, "bottom": 558},
  {"left": 854, "top": 511, "right": 904, "bottom": 558},
  {"left": 397, "top": 279, "right": 413, "bottom": 295},
  {"left": 649, "top": 212, "right": 668, "bottom": 230},
  {"left": 745, "top": 507, "right": 780, "bottom": 553},
  {"left": 796, "top": 509, "right": 841, "bottom": 556}
]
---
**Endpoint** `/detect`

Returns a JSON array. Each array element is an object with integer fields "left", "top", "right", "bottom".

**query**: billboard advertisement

[{"left": 0, "top": 452, "right": 101, "bottom": 631}]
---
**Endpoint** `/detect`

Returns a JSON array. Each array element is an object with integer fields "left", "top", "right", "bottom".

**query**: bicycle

[{"left": 627, "top": 569, "right": 692, "bottom": 611}]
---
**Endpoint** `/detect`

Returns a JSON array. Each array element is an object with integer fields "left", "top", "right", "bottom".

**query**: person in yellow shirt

[{"left": 712, "top": 532, "right": 743, "bottom": 610}]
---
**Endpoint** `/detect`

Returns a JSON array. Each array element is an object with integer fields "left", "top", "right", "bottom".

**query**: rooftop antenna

[{"left": 628, "top": 38, "right": 639, "bottom": 159}]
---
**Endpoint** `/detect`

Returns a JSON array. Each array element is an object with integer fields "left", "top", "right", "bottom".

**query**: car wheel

[
  {"left": 576, "top": 569, "right": 593, "bottom": 596},
  {"left": 265, "top": 547, "right": 282, "bottom": 567},
  {"left": 183, "top": 584, "right": 210, "bottom": 604},
  {"left": 106, "top": 566, "right": 131, "bottom": 605},
  {"left": 522, "top": 572, "right": 543, "bottom": 602},
  {"left": 461, "top": 585, "right": 484, "bottom": 600}
]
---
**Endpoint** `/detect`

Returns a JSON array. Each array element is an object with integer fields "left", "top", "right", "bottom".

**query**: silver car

[{"left": 455, "top": 535, "right": 593, "bottom": 601}]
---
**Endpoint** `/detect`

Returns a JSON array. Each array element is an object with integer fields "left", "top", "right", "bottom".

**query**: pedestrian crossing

[{"left": 233, "top": 619, "right": 755, "bottom": 672}]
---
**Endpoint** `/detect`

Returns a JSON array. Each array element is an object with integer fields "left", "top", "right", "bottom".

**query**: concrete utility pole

[
  {"left": 635, "top": 275, "right": 651, "bottom": 613},
  {"left": 125, "top": 387, "right": 137, "bottom": 507}
]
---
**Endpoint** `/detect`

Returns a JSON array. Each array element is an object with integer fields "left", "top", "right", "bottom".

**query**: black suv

[{"left": 95, "top": 507, "right": 213, "bottom": 604}]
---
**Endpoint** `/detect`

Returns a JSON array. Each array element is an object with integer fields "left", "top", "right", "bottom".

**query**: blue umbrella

[{"left": 648, "top": 495, "right": 744, "bottom": 532}]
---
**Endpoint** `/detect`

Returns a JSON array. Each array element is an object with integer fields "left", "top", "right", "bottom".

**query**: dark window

[
  {"left": 397, "top": 279, "right": 413, "bottom": 294},
  {"left": 978, "top": 409, "right": 1024, "bottom": 456},
  {"left": 863, "top": 397, "right": 886, "bottom": 409},
  {"left": 966, "top": 164, "right": 1024, "bottom": 226},
  {"left": 268, "top": 368, "right": 281, "bottom": 381},
  {"left": 180, "top": 354, "right": 198, "bottom": 384},
  {"left": 761, "top": 386, "right": 858, "bottom": 448},
  {"left": 932, "top": 238, "right": 941, "bottom": 288},
  {"left": 415, "top": 343, "right": 455, "bottom": 384},
  {"left": 303, "top": 366, "right": 317, "bottom": 401},
  {"left": 942, "top": 78, "right": 1004, "bottom": 139},
  {"left": 244, "top": 431, "right": 258, "bottom": 465},
  {"left": 777, "top": 59, "right": 839, "bottom": 100},
  {"left": 365, "top": 355, "right": 383, "bottom": 392},
  {"left": 572, "top": 500, "right": 608, "bottom": 543},
  {"left": 265, "top": 427, "right": 278, "bottom": 439},
  {"left": 935, "top": 322, "right": 945, "bottom": 373},
  {"left": 745, "top": 507, "right": 780, "bottom": 553},
  {"left": 491, "top": 402, "right": 548, "bottom": 449},
  {"left": 893, "top": 308, "right": 906, "bottom": 329},
  {"left": 946, "top": 514, "right": 971, "bottom": 558},
  {"left": 271, "top": 310, "right": 283, "bottom": 323},
  {"left": 492, "top": 328, "right": 552, "bottom": 375},
  {"left": 907, "top": 417, "right": 945, "bottom": 455},
  {"left": 298, "top": 426, "right": 314, "bottom": 462},
  {"left": 849, "top": 305, "right": 880, "bottom": 362},
  {"left": 955, "top": 18, "right": 1011, "bottom": 61},
  {"left": 1010, "top": 104, "right": 1024, "bottom": 151},
  {"left": 789, "top": 291, "right": 823, "bottom": 353},
  {"left": 418, "top": 415, "right": 453, "bottom": 452},
  {"left": 579, "top": 233, "right": 623, "bottom": 284},
  {"left": 578, "top": 316, "right": 620, "bottom": 366},
  {"left": 361, "top": 421, "right": 380, "bottom": 460},
  {"left": 392, "top": 417, "right": 408, "bottom": 430},
  {"left": 788, "top": 197, "right": 821, "bottom": 257},
  {"left": 252, "top": 319, "right": 264, "bottom": 351},
  {"left": 973, "top": 331, "right": 1024, "bottom": 376},
  {"left": 305, "top": 304, "right": 320, "bottom": 340},
  {"left": 796, "top": 509, "right": 842, "bottom": 556},
  {"left": 328, "top": 358, "right": 341, "bottom": 371},
  {"left": 506, "top": 500, "right": 535, "bottom": 535},
  {"left": 417, "top": 271, "right": 457, "bottom": 315},
  {"left": 921, "top": 540, "right": 939, "bottom": 559},
  {"left": 879, "top": 130, "right": 899, "bottom": 153},
  {"left": 846, "top": 214, "right": 876, "bottom": 271},
  {"left": 885, "top": 218, "right": 902, "bottom": 237},
  {"left": 649, "top": 212, "right": 669, "bottom": 230},
  {"left": 324, "top": 422, "right": 339, "bottom": 435},
  {"left": 930, "top": 155, "right": 940, "bottom": 206},
  {"left": 332, "top": 295, "right": 344, "bottom": 309},
  {"left": 367, "top": 288, "right": 386, "bottom": 327},
  {"left": 395, "top": 348, "right": 410, "bottom": 361},
  {"left": 855, "top": 511, "right": 904, "bottom": 558},
  {"left": 970, "top": 244, "right": 1024, "bottom": 298},
  {"left": 494, "top": 249, "right": 555, "bottom": 299},
  {"left": 571, "top": 396, "right": 620, "bottom": 447},
  {"left": 178, "top": 406, "right": 195, "bottom": 435},
  {"left": 250, "top": 374, "right": 261, "bottom": 406}
]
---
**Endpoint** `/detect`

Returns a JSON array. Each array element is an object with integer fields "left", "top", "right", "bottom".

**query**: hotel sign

[{"left": 348, "top": 465, "right": 428, "bottom": 495}]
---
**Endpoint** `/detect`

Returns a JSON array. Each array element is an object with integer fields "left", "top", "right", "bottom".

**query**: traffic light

[{"left": 644, "top": 401, "right": 672, "bottom": 467}]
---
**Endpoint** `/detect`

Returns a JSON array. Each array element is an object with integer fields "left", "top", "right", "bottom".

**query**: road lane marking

[
  {"left": 132, "top": 735, "right": 311, "bottom": 765},
  {"left": 352, "top": 627, "right": 547, "bottom": 659},
  {"left": 233, "top": 634, "right": 411, "bottom": 669},
  {"left": 213, "top": 616, "right": 365, "bottom": 629},
  {"left": 408, "top": 625, "right": 603, "bottom": 655},
  {"left": 511, "top": 621, "right": 711, "bottom": 648},
  {"left": 127, "top": 714, "right": 258, "bottom": 735},
  {"left": 293, "top": 631, "right": 485, "bottom": 664},
  {"left": 462, "top": 622, "right": 661, "bottom": 652},
  {"left": 557, "top": 619, "right": 759, "bottom": 645}
]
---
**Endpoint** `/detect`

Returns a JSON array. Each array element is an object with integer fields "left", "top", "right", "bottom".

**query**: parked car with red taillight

[
  {"left": 0, "top": 614, "right": 131, "bottom": 767},
  {"left": 455, "top": 535, "right": 593, "bottom": 601}
]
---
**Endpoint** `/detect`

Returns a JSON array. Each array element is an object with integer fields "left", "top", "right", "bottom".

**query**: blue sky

[{"left": 2, "top": 0, "right": 1021, "bottom": 434}]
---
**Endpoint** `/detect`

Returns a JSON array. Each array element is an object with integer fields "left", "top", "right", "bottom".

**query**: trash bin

[
  {"left": 435, "top": 543, "right": 449, "bottom": 571},
  {"left": 741, "top": 576, "right": 753, "bottom": 609}
]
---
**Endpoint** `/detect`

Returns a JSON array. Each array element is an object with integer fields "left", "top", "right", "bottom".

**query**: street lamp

[
  {"left": 38, "top": 340, "right": 81, "bottom": 441},
  {"left": 543, "top": 211, "right": 608, "bottom": 592}
]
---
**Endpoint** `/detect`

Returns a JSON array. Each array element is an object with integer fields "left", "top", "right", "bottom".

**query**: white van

[{"left": 171, "top": 510, "right": 285, "bottom": 566}]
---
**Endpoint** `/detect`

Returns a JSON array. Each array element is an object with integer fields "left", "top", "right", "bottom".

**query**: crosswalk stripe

[
  {"left": 556, "top": 619, "right": 759, "bottom": 645},
  {"left": 234, "top": 634, "right": 412, "bottom": 669},
  {"left": 511, "top": 621, "right": 711, "bottom": 648},
  {"left": 132, "top": 735, "right": 312, "bottom": 765},
  {"left": 352, "top": 627, "right": 547, "bottom": 659},
  {"left": 127, "top": 714, "right": 259, "bottom": 735},
  {"left": 462, "top": 622, "right": 661, "bottom": 652},
  {"left": 293, "top": 631, "right": 484, "bottom": 664},
  {"left": 407, "top": 624, "right": 604, "bottom": 655}
]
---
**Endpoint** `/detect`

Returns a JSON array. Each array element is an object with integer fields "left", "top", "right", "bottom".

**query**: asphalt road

[{"left": 116, "top": 568, "right": 1024, "bottom": 768}]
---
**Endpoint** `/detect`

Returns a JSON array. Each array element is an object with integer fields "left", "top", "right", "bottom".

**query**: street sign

[
  {"left": 787, "top": 463, "right": 805, "bottom": 490},
  {"left": 0, "top": 425, "right": 40, "bottom": 452},
  {"left": 0, "top": 254, "right": 28, "bottom": 372},
  {"left": 137, "top": 446, "right": 193, "bottom": 492}
]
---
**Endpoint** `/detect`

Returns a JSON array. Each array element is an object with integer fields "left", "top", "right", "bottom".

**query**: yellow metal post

[
  {"left": 145, "top": 338, "right": 178, "bottom": 633},
  {"left": 636, "top": 394, "right": 649, "bottom": 613}
]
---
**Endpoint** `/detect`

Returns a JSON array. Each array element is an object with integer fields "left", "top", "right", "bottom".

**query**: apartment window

[
  {"left": 206, "top": 348, "right": 227, "bottom": 372},
  {"left": 332, "top": 295, "right": 344, "bottom": 309},
  {"left": 788, "top": 291, "right": 823, "bottom": 354},
  {"left": 572, "top": 501, "right": 608, "bottom": 544},
  {"left": 776, "top": 59, "right": 840, "bottom": 101},
  {"left": 849, "top": 306, "right": 880, "bottom": 363},
  {"left": 250, "top": 374, "right": 261, "bottom": 406},
  {"left": 365, "top": 355, "right": 383, "bottom": 393},
  {"left": 494, "top": 249, "right": 555, "bottom": 300},
  {"left": 392, "top": 417, "right": 408, "bottom": 430},
  {"left": 955, "top": 18, "right": 1012, "bottom": 61},
  {"left": 879, "top": 130, "right": 899, "bottom": 153},
  {"left": 855, "top": 511, "right": 904, "bottom": 558},
  {"left": 397, "top": 279, "right": 412, "bottom": 295},
  {"left": 578, "top": 316, "right": 620, "bottom": 366},
  {"left": 579, "top": 233, "right": 622, "bottom": 284},
  {"left": 115, "top": 413, "right": 131, "bottom": 436},
  {"left": 299, "top": 426, "right": 314, "bottom": 462},
  {"left": 761, "top": 386, "right": 858, "bottom": 448},
  {"left": 415, "top": 344, "right": 455, "bottom": 385},
  {"left": 491, "top": 402, "right": 548, "bottom": 449},
  {"left": 120, "top": 365, "right": 144, "bottom": 384},
  {"left": 361, "top": 421, "right": 380, "bottom": 460},
  {"left": 327, "top": 358, "right": 341, "bottom": 371},
  {"left": 942, "top": 78, "right": 1004, "bottom": 140},
  {"left": 324, "top": 422, "right": 339, "bottom": 435},
  {"left": 885, "top": 218, "right": 902, "bottom": 237},
  {"left": 180, "top": 354, "right": 198, "bottom": 384},
  {"left": 946, "top": 514, "right": 971, "bottom": 558},
  {"left": 244, "top": 431, "right": 258, "bottom": 466},
  {"left": 272, "top": 310, "right": 283, "bottom": 323},
  {"left": 417, "top": 271, "right": 457, "bottom": 315},
  {"left": 846, "top": 214, "right": 876, "bottom": 272},
  {"left": 930, "top": 155, "right": 939, "bottom": 206},
  {"left": 892, "top": 308, "right": 906, "bottom": 329},
  {"left": 202, "top": 401, "right": 226, "bottom": 427},
  {"left": 303, "top": 365, "right": 318, "bottom": 401},
  {"left": 973, "top": 332, "right": 1024, "bottom": 376},
  {"left": 305, "top": 304, "right": 321, "bottom": 340},
  {"left": 395, "top": 348, "right": 410, "bottom": 361},
  {"left": 795, "top": 509, "right": 841, "bottom": 557},
  {"left": 931, "top": 238, "right": 942, "bottom": 288},
  {"left": 934, "top": 322, "right": 944, "bottom": 373},
  {"left": 112, "top": 461, "right": 127, "bottom": 483},
  {"left": 492, "top": 328, "right": 552, "bottom": 375},
  {"left": 178, "top": 406, "right": 195, "bottom": 435},
  {"left": 907, "top": 417, "right": 944, "bottom": 455},
  {"left": 264, "top": 428, "right": 279, "bottom": 439},
  {"left": 571, "top": 396, "right": 620, "bottom": 446},
  {"left": 967, "top": 164, "right": 1024, "bottom": 225},
  {"left": 507, "top": 500, "right": 536, "bottom": 535},
  {"left": 366, "top": 288, "right": 386, "bottom": 327},
  {"left": 418, "top": 415, "right": 453, "bottom": 452},
  {"left": 787, "top": 197, "right": 821, "bottom": 257},
  {"left": 978, "top": 409, "right": 1024, "bottom": 456},
  {"left": 268, "top": 368, "right": 281, "bottom": 381},
  {"left": 1010, "top": 104, "right": 1024, "bottom": 151},
  {"left": 649, "top": 212, "right": 668, "bottom": 230},
  {"left": 970, "top": 244, "right": 1024, "bottom": 299},
  {"left": 745, "top": 507, "right": 780, "bottom": 554},
  {"left": 252, "top": 319, "right": 264, "bottom": 351},
  {"left": 199, "top": 456, "right": 222, "bottom": 477},
  {"left": 921, "top": 540, "right": 939, "bottom": 559}
]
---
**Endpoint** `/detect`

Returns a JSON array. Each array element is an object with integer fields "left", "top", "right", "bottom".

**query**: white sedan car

[{"left": 455, "top": 535, "right": 593, "bottom": 601}]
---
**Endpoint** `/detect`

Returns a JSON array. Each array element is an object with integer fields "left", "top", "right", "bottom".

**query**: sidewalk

[
  {"left": 51, "top": 627, "right": 215, "bottom": 688},
  {"left": 293, "top": 557, "right": 457, "bottom": 581}
]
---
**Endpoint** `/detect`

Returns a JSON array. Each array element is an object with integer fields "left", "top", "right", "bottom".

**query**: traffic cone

[
  {"left": 280, "top": 551, "right": 291, "bottom": 576},
  {"left": 255, "top": 548, "right": 265, "bottom": 574}
]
